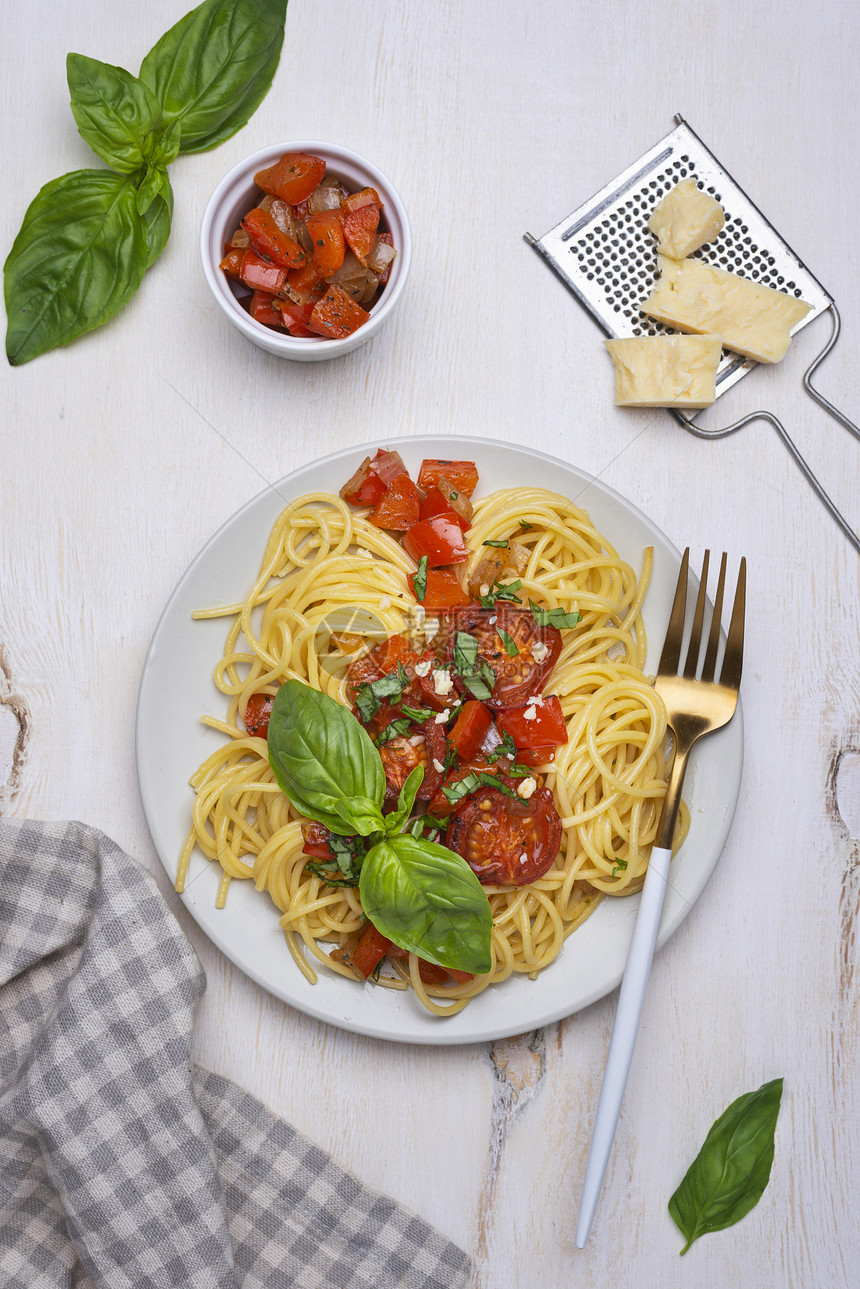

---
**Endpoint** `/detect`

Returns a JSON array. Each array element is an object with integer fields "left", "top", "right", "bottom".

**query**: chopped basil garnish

[
  {"left": 442, "top": 771, "right": 482, "bottom": 806},
  {"left": 528, "top": 599, "right": 582, "bottom": 629},
  {"left": 305, "top": 832, "right": 366, "bottom": 888},
  {"left": 518, "top": 519, "right": 533, "bottom": 529},
  {"left": 462, "top": 661, "right": 495, "bottom": 701},
  {"left": 480, "top": 773, "right": 520, "bottom": 799},
  {"left": 399, "top": 703, "right": 435, "bottom": 722},
  {"left": 413, "top": 554, "right": 428, "bottom": 602},
  {"left": 497, "top": 627, "right": 518, "bottom": 657},
  {"left": 479, "top": 579, "right": 522, "bottom": 609},
  {"left": 611, "top": 857, "right": 628, "bottom": 878},
  {"left": 487, "top": 731, "right": 530, "bottom": 777},
  {"left": 482, "top": 539, "right": 509, "bottom": 548},
  {"left": 355, "top": 662, "right": 411, "bottom": 723},
  {"left": 374, "top": 718, "right": 414, "bottom": 746},
  {"left": 453, "top": 630, "right": 478, "bottom": 672}
]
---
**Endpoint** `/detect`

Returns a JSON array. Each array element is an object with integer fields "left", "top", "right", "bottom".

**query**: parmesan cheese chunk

[
  {"left": 604, "top": 334, "right": 722, "bottom": 408},
  {"left": 647, "top": 178, "right": 725, "bottom": 259},
  {"left": 641, "top": 255, "right": 812, "bottom": 363}
]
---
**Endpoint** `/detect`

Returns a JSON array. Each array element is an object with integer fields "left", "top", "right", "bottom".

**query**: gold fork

[{"left": 575, "top": 548, "right": 746, "bottom": 1247}]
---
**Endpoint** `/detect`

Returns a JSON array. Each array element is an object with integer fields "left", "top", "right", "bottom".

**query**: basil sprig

[
  {"left": 669, "top": 1078, "right": 784, "bottom": 1254},
  {"left": 529, "top": 600, "right": 582, "bottom": 629},
  {"left": 4, "top": 0, "right": 287, "bottom": 365},
  {"left": 267, "top": 681, "right": 492, "bottom": 974}
]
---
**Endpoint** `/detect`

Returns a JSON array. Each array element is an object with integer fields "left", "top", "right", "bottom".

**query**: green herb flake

[
  {"left": 442, "top": 771, "right": 482, "bottom": 806},
  {"left": 479, "top": 579, "right": 522, "bottom": 609},
  {"left": 482, "top": 539, "right": 509, "bottom": 549},
  {"left": 413, "top": 554, "right": 428, "bottom": 602},
  {"left": 374, "top": 718, "right": 414, "bottom": 747},
  {"left": 518, "top": 519, "right": 533, "bottom": 529},
  {"left": 528, "top": 599, "right": 582, "bottom": 629},
  {"left": 611, "top": 857, "right": 628, "bottom": 878},
  {"left": 497, "top": 627, "right": 519, "bottom": 657}
]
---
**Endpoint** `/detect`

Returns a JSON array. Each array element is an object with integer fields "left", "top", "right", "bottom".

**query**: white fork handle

[{"left": 575, "top": 844, "right": 673, "bottom": 1248}]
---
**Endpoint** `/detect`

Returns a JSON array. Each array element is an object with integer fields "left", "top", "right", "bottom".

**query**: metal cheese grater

[{"left": 526, "top": 114, "right": 860, "bottom": 554}]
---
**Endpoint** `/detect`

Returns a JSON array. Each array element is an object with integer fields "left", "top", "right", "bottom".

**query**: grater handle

[{"left": 802, "top": 305, "right": 860, "bottom": 442}]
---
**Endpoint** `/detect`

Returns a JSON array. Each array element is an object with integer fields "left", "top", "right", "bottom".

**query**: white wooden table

[{"left": 3, "top": 2, "right": 859, "bottom": 1285}]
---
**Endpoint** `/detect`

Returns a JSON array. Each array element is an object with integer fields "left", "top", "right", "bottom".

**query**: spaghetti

[{"left": 178, "top": 484, "right": 687, "bottom": 1016}]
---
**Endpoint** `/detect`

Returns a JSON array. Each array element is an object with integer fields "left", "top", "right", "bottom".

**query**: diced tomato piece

[
  {"left": 241, "top": 207, "right": 307, "bottom": 269},
  {"left": 449, "top": 700, "right": 493, "bottom": 760},
  {"left": 407, "top": 568, "right": 471, "bottom": 609},
  {"left": 370, "top": 449, "right": 408, "bottom": 486},
  {"left": 343, "top": 203, "right": 380, "bottom": 266},
  {"left": 219, "top": 248, "right": 243, "bottom": 280},
  {"left": 307, "top": 285, "right": 370, "bottom": 340},
  {"left": 240, "top": 249, "right": 287, "bottom": 294},
  {"left": 248, "top": 291, "right": 284, "bottom": 328},
  {"left": 301, "top": 822, "right": 336, "bottom": 858},
  {"left": 418, "top": 460, "right": 479, "bottom": 497},
  {"left": 368, "top": 473, "right": 421, "bottom": 530},
  {"left": 496, "top": 695, "right": 569, "bottom": 750},
  {"left": 342, "top": 186, "right": 382, "bottom": 214},
  {"left": 243, "top": 691, "right": 275, "bottom": 736},
  {"left": 351, "top": 923, "right": 394, "bottom": 978},
  {"left": 419, "top": 477, "right": 473, "bottom": 526},
  {"left": 340, "top": 456, "right": 387, "bottom": 506},
  {"left": 306, "top": 209, "right": 346, "bottom": 277},
  {"left": 287, "top": 261, "right": 324, "bottom": 297},
  {"left": 279, "top": 302, "right": 316, "bottom": 337},
  {"left": 514, "top": 747, "right": 557, "bottom": 768},
  {"left": 402, "top": 515, "right": 469, "bottom": 567},
  {"left": 255, "top": 152, "right": 326, "bottom": 204}
]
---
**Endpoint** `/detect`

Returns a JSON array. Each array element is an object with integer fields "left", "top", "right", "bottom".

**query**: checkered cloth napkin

[{"left": 0, "top": 819, "right": 472, "bottom": 1289}]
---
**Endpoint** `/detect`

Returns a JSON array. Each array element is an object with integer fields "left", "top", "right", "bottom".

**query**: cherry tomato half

[
  {"left": 446, "top": 606, "right": 561, "bottom": 709},
  {"left": 377, "top": 716, "right": 446, "bottom": 808},
  {"left": 446, "top": 784, "right": 562, "bottom": 885}
]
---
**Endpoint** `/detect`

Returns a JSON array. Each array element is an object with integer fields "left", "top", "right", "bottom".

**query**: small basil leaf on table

[
  {"left": 669, "top": 1077, "right": 784, "bottom": 1254},
  {"left": 382, "top": 765, "right": 425, "bottom": 836},
  {"left": 66, "top": 53, "right": 164, "bottom": 174},
  {"left": 140, "top": 180, "right": 173, "bottom": 270},
  {"left": 135, "top": 164, "right": 172, "bottom": 217},
  {"left": 359, "top": 835, "right": 492, "bottom": 974},
  {"left": 267, "top": 680, "right": 385, "bottom": 835},
  {"left": 4, "top": 170, "right": 153, "bottom": 366},
  {"left": 139, "top": 0, "right": 288, "bottom": 155}
]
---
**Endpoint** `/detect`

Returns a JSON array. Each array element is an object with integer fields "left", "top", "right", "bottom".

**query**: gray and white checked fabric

[{"left": 0, "top": 819, "right": 472, "bottom": 1289}]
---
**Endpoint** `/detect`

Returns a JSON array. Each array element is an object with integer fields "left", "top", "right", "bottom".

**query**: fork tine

[
  {"left": 657, "top": 548, "right": 689, "bottom": 677},
  {"left": 719, "top": 557, "right": 746, "bottom": 689},
  {"left": 700, "top": 552, "right": 728, "bottom": 682},
  {"left": 682, "top": 551, "right": 710, "bottom": 678}
]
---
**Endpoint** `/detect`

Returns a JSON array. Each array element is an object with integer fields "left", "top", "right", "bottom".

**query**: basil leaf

[
  {"left": 518, "top": 519, "right": 533, "bottom": 530},
  {"left": 141, "top": 178, "right": 173, "bottom": 270},
  {"left": 359, "top": 835, "right": 492, "bottom": 973},
  {"left": 135, "top": 163, "right": 171, "bottom": 217},
  {"left": 462, "top": 661, "right": 495, "bottom": 702},
  {"left": 383, "top": 765, "right": 425, "bottom": 836},
  {"left": 374, "top": 718, "right": 413, "bottom": 747},
  {"left": 478, "top": 773, "right": 519, "bottom": 799},
  {"left": 146, "top": 117, "right": 182, "bottom": 169},
  {"left": 669, "top": 1078, "right": 784, "bottom": 1254},
  {"left": 611, "top": 857, "right": 628, "bottom": 878},
  {"left": 482, "top": 539, "right": 509, "bottom": 548},
  {"left": 355, "top": 663, "right": 412, "bottom": 724},
  {"left": 453, "top": 631, "right": 478, "bottom": 672},
  {"left": 399, "top": 703, "right": 435, "bottom": 723},
  {"left": 413, "top": 555, "right": 428, "bottom": 602},
  {"left": 479, "top": 579, "right": 522, "bottom": 609},
  {"left": 267, "top": 679, "right": 385, "bottom": 834},
  {"left": 497, "top": 627, "right": 519, "bottom": 657},
  {"left": 333, "top": 795, "right": 386, "bottom": 838},
  {"left": 4, "top": 170, "right": 153, "bottom": 366},
  {"left": 140, "top": 0, "right": 287, "bottom": 155},
  {"left": 442, "top": 771, "right": 482, "bottom": 806},
  {"left": 529, "top": 599, "right": 582, "bottom": 629},
  {"left": 67, "top": 54, "right": 164, "bottom": 175}
]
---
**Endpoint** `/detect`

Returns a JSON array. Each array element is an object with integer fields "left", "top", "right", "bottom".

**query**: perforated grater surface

[{"left": 526, "top": 115, "right": 860, "bottom": 553}]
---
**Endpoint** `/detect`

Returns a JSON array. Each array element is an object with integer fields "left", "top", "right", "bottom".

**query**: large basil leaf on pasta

[
  {"left": 4, "top": 170, "right": 154, "bottom": 366},
  {"left": 669, "top": 1078, "right": 783, "bottom": 1254},
  {"left": 139, "top": 0, "right": 288, "bottom": 155},
  {"left": 359, "top": 835, "right": 492, "bottom": 973},
  {"left": 267, "top": 680, "right": 386, "bottom": 835}
]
